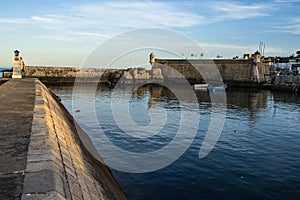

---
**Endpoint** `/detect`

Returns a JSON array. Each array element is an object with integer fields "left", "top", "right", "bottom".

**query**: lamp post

[
  {"left": 14, "top": 50, "right": 20, "bottom": 57},
  {"left": 12, "top": 50, "right": 22, "bottom": 79}
]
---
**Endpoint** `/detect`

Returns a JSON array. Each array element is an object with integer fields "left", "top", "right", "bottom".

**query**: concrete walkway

[{"left": 0, "top": 79, "right": 36, "bottom": 200}]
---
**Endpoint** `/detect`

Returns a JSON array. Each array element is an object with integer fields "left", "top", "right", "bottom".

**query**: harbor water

[{"left": 50, "top": 84, "right": 300, "bottom": 200}]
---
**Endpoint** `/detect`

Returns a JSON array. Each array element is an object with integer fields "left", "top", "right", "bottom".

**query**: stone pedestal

[{"left": 12, "top": 50, "right": 22, "bottom": 79}]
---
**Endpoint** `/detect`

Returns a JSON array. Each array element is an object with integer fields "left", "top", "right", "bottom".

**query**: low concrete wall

[
  {"left": 273, "top": 75, "right": 300, "bottom": 92},
  {"left": 22, "top": 79, "right": 126, "bottom": 199}
]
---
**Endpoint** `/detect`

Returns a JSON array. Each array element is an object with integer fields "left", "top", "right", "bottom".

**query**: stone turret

[
  {"left": 254, "top": 50, "right": 262, "bottom": 63},
  {"left": 150, "top": 52, "right": 156, "bottom": 66}
]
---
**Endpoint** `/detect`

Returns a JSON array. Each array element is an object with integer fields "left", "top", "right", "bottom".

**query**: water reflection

[
  {"left": 226, "top": 88, "right": 268, "bottom": 124},
  {"left": 49, "top": 84, "right": 300, "bottom": 200},
  {"left": 49, "top": 84, "right": 272, "bottom": 124},
  {"left": 124, "top": 85, "right": 269, "bottom": 124}
]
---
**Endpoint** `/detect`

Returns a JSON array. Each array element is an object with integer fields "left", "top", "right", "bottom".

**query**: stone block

[
  {"left": 27, "top": 146, "right": 62, "bottom": 163},
  {"left": 59, "top": 145, "right": 70, "bottom": 157},
  {"left": 66, "top": 173, "right": 83, "bottom": 200},
  {"left": 35, "top": 96, "right": 45, "bottom": 104},
  {"left": 76, "top": 175, "right": 90, "bottom": 197},
  {"left": 32, "top": 116, "right": 48, "bottom": 127},
  {"left": 26, "top": 160, "right": 64, "bottom": 175},
  {"left": 22, "top": 191, "right": 66, "bottom": 200},
  {"left": 62, "top": 158, "right": 75, "bottom": 171},
  {"left": 33, "top": 109, "right": 46, "bottom": 117},
  {"left": 31, "top": 126, "right": 49, "bottom": 136},
  {"left": 29, "top": 133, "right": 50, "bottom": 141},
  {"left": 27, "top": 152, "right": 52, "bottom": 162},
  {"left": 64, "top": 164, "right": 76, "bottom": 178},
  {"left": 23, "top": 170, "right": 65, "bottom": 196}
]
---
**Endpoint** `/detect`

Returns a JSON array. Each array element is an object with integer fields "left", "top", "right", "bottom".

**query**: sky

[{"left": 0, "top": 0, "right": 299, "bottom": 67}]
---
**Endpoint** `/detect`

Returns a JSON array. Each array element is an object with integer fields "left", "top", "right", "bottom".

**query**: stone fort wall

[
  {"left": 11, "top": 58, "right": 269, "bottom": 87},
  {"left": 155, "top": 58, "right": 269, "bottom": 86}
]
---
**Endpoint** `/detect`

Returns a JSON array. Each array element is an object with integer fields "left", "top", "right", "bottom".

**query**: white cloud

[
  {"left": 275, "top": 24, "right": 300, "bottom": 35},
  {"left": 34, "top": 34, "right": 82, "bottom": 43},
  {"left": 70, "top": 1, "right": 206, "bottom": 28},
  {"left": 274, "top": 0, "right": 300, "bottom": 3},
  {"left": 0, "top": 1, "right": 277, "bottom": 43},
  {"left": 72, "top": 32, "right": 109, "bottom": 38},
  {"left": 209, "top": 1, "right": 270, "bottom": 20},
  {"left": 274, "top": 18, "right": 300, "bottom": 35},
  {"left": 0, "top": 1, "right": 207, "bottom": 42},
  {"left": 0, "top": 1, "right": 275, "bottom": 32}
]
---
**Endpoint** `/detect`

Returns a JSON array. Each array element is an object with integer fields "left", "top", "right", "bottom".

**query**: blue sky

[{"left": 0, "top": 0, "right": 299, "bottom": 67}]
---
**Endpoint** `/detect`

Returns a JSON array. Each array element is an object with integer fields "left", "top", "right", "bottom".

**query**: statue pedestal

[{"left": 12, "top": 57, "right": 22, "bottom": 79}]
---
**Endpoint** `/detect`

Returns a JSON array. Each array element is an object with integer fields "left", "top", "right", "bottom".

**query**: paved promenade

[
  {"left": 0, "top": 78, "right": 126, "bottom": 200},
  {"left": 0, "top": 79, "right": 36, "bottom": 199}
]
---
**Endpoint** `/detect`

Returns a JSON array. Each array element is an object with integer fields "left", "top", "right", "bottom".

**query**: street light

[{"left": 14, "top": 50, "right": 20, "bottom": 57}]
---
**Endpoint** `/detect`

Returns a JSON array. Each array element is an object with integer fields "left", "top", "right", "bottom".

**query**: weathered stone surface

[
  {"left": 23, "top": 66, "right": 124, "bottom": 85},
  {"left": 273, "top": 75, "right": 300, "bottom": 92},
  {"left": 26, "top": 160, "right": 63, "bottom": 174},
  {"left": 66, "top": 173, "right": 84, "bottom": 200},
  {"left": 151, "top": 67, "right": 163, "bottom": 80},
  {"left": 155, "top": 58, "right": 269, "bottom": 86},
  {"left": 1, "top": 79, "right": 126, "bottom": 199},
  {"left": 0, "top": 174, "right": 24, "bottom": 200},
  {"left": 0, "top": 79, "right": 36, "bottom": 200},
  {"left": 23, "top": 170, "right": 65, "bottom": 196},
  {"left": 25, "top": 79, "right": 126, "bottom": 199},
  {"left": 22, "top": 191, "right": 66, "bottom": 200}
]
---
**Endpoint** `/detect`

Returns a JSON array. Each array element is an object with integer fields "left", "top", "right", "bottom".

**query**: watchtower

[
  {"left": 253, "top": 50, "right": 262, "bottom": 63},
  {"left": 149, "top": 52, "right": 156, "bottom": 66}
]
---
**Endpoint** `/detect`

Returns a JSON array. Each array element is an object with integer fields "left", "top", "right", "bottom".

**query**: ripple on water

[{"left": 50, "top": 86, "right": 300, "bottom": 200}]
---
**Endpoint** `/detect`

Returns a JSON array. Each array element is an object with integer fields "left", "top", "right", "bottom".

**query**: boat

[
  {"left": 207, "top": 84, "right": 228, "bottom": 92},
  {"left": 193, "top": 84, "right": 209, "bottom": 90}
]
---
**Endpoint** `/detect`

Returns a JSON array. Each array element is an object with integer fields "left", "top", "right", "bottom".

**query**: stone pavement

[
  {"left": 0, "top": 78, "right": 126, "bottom": 200},
  {"left": 0, "top": 79, "right": 36, "bottom": 200}
]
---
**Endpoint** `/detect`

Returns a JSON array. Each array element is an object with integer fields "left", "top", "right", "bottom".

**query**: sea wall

[
  {"left": 155, "top": 59, "right": 269, "bottom": 87},
  {"left": 273, "top": 75, "right": 300, "bottom": 92},
  {"left": 23, "top": 66, "right": 125, "bottom": 85},
  {"left": 23, "top": 66, "right": 163, "bottom": 86},
  {"left": 22, "top": 79, "right": 126, "bottom": 199}
]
